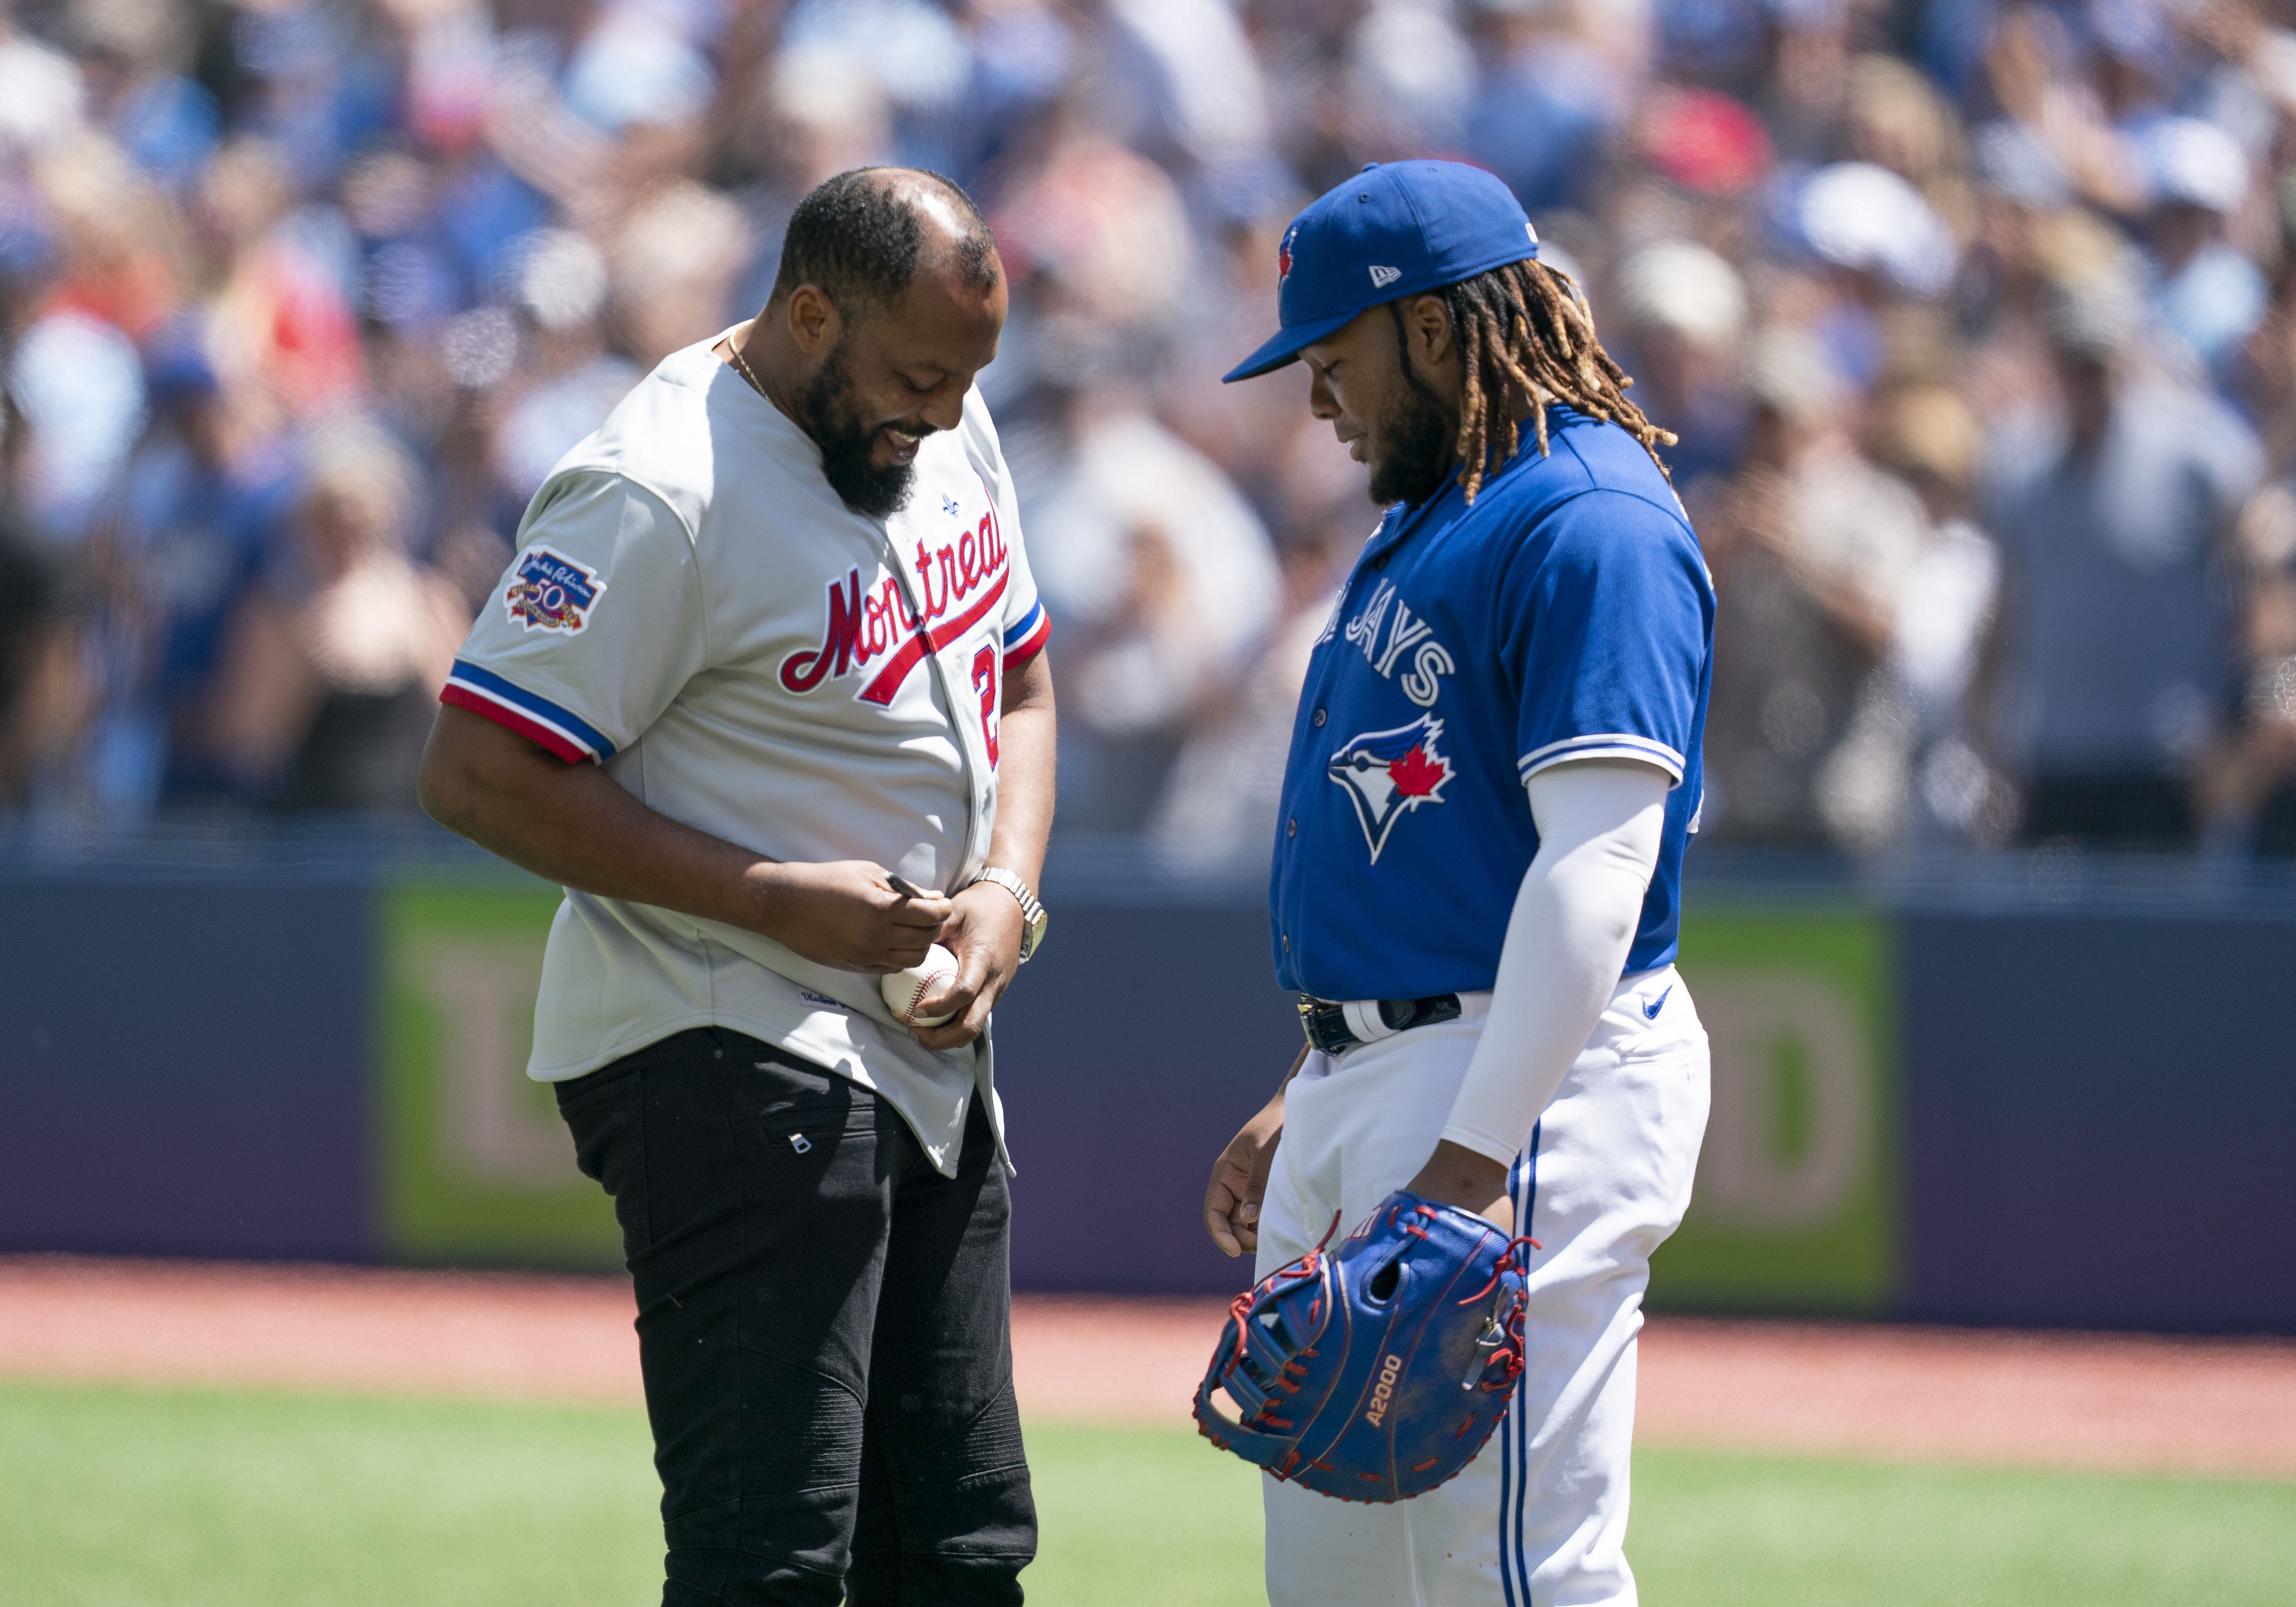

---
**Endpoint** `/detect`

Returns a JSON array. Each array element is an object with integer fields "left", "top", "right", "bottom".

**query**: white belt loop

[{"left": 1340, "top": 998, "right": 1399, "bottom": 1045}]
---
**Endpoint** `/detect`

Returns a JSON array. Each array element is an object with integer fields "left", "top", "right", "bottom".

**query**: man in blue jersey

[{"left": 1201, "top": 160, "right": 1715, "bottom": 1605}]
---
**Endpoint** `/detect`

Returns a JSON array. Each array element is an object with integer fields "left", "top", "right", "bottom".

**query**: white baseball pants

[{"left": 1253, "top": 967, "right": 1709, "bottom": 1607}]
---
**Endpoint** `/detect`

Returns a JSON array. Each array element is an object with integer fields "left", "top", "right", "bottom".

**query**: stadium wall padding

[
  {"left": 1900, "top": 911, "right": 2296, "bottom": 1331},
  {"left": 3, "top": 850, "right": 2291, "bottom": 1331},
  {"left": 0, "top": 873, "right": 373, "bottom": 1261}
]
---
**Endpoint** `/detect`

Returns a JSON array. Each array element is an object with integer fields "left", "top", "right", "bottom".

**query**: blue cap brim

[{"left": 1221, "top": 306, "right": 1365, "bottom": 383}]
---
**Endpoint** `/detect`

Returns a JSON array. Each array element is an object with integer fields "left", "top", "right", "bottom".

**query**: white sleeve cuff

[{"left": 1517, "top": 733, "right": 1685, "bottom": 786}]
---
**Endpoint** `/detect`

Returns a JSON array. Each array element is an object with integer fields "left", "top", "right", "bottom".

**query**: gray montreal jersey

[{"left": 443, "top": 329, "right": 1051, "bottom": 1176}]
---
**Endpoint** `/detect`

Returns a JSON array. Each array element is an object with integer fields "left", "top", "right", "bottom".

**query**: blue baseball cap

[{"left": 1223, "top": 160, "right": 1539, "bottom": 383}]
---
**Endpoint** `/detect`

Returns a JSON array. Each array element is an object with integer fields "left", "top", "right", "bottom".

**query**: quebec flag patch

[{"left": 504, "top": 546, "right": 607, "bottom": 634}]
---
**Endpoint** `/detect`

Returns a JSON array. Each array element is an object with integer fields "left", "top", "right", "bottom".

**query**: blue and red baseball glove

[{"left": 1193, "top": 1190, "right": 1536, "bottom": 1502}]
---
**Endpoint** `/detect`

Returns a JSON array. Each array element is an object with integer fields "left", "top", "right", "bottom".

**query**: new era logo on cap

[{"left": 1224, "top": 160, "right": 1541, "bottom": 383}]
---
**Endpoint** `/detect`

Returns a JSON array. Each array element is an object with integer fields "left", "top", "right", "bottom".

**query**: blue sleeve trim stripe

[
  {"left": 1517, "top": 732, "right": 1684, "bottom": 784},
  {"left": 1001, "top": 600, "right": 1046, "bottom": 649},
  {"left": 446, "top": 660, "right": 616, "bottom": 759}
]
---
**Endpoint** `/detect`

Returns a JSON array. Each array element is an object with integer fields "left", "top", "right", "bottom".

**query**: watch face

[{"left": 1023, "top": 907, "right": 1049, "bottom": 959}]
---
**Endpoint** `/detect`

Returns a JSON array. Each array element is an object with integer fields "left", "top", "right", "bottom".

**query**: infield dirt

[{"left": 2, "top": 1256, "right": 2289, "bottom": 1479}]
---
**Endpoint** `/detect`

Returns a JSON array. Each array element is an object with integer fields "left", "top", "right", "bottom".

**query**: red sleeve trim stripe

[
  {"left": 440, "top": 685, "right": 592, "bottom": 763},
  {"left": 439, "top": 662, "right": 615, "bottom": 764},
  {"left": 1002, "top": 605, "right": 1051, "bottom": 670}
]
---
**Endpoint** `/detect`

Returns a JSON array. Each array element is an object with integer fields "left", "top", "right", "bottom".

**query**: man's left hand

[{"left": 908, "top": 880, "right": 1025, "bottom": 1050}]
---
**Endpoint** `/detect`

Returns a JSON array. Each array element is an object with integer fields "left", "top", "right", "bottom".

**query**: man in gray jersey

[{"left": 419, "top": 169, "right": 1054, "bottom": 1606}]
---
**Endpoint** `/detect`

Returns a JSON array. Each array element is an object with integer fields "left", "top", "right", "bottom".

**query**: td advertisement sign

[
  {"left": 380, "top": 881, "right": 624, "bottom": 1270},
  {"left": 378, "top": 878, "right": 1901, "bottom": 1308},
  {"left": 1658, "top": 906, "right": 1898, "bottom": 1314}
]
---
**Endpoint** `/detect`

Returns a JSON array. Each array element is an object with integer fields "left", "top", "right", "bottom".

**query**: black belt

[{"left": 1297, "top": 993, "right": 1463, "bottom": 1055}]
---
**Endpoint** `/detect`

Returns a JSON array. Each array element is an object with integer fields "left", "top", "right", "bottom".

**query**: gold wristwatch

[{"left": 973, "top": 867, "right": 1048, "bottom": 963}]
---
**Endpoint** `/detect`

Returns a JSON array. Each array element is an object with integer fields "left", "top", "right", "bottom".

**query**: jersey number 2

[{"left": 971, "top": 644, "right": 999, "bottom": 768}]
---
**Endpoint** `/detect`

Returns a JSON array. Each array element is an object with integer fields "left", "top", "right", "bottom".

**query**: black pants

[{"left": 557, "top": 1027, "right": 1035, "bottom": 1605}]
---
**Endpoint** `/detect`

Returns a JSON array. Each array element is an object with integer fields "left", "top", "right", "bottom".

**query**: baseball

[{"left": 882, "top": 944, "right": 962, "bottom": 1027}]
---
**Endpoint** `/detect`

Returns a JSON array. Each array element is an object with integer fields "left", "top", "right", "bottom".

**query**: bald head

[{"left": 770, "top": 167, "right": 999, "bottom": 319}]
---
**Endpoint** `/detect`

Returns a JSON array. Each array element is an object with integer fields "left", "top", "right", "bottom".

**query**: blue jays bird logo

[
  {"left": 504, "top": 546, "right": 607, "bottom": 634},
  {"left": 1327, "top": 714, "right": 1454, "bottom": 863},
  {"left": 1278, "top": 224, "right": 1298, "bottom": 284}
]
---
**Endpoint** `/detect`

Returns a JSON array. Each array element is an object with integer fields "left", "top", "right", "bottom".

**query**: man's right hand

[
  {"left": 746, "top": 860, "right": 953, "bottom": 973},
  {"left": 1204, "top": 1088, "right": 1287, "bottom": 1259},
  {"left": 420, "top": 706, "right": 959, "bottom": 978}
]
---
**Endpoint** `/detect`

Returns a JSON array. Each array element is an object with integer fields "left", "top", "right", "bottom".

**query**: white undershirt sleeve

[{"left": 1436, "top": 758, "right": 1672, "bottom": 1167}]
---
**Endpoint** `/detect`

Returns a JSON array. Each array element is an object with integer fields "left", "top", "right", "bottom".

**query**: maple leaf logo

[{"left": 1389, "top": 742, "right": 1447, "bottom": 799}]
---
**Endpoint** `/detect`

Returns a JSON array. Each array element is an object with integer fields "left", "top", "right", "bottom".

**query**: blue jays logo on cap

[
  {"left": 1327, "top": 713, "right": 1455, "bottom": 863},
  {"left": 1226, "top": 159, "right": 1538, "bottom": 383}
]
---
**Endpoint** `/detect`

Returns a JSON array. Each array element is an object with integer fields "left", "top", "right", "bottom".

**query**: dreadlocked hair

[{"left": 1438, "top": 257, "right": 1678, "bottom": 503}]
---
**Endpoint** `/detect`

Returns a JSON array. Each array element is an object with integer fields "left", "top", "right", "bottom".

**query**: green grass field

[{"left": 0, "top": 1380, "right": 2290, "bottom": 1605}]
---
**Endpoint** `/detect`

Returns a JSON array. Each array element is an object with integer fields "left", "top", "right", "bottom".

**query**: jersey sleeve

[
  {"left": 959, "top": 388, "right": 1051, "bottom": 670},
  {"left": 1501, "top": 489, "right": 1712, "bottom": 789},
  {"left": 441, "top": 470, "right": 706, "bottom": 762}
]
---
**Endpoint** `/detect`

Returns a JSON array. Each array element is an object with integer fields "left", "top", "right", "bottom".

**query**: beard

[
  {"left": 1366, "top": 363, "right": 1457, "bottom": 508},
  {"left": 795, "top": 343, "right": 927, "bottom": 519}
]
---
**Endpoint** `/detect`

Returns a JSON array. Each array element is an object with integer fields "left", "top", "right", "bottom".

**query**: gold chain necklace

[{"left": 727, "top": 334, "right": 768, "bottom": 399}]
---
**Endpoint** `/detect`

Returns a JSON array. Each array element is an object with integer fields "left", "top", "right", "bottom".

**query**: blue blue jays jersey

[{"left": 1271, "top": 408, "right": 1714, "bottom": 1000}]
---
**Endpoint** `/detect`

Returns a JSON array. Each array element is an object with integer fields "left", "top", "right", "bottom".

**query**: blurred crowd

[{"left": 8, "top": 0, "right": 2296, "bottom": 860}]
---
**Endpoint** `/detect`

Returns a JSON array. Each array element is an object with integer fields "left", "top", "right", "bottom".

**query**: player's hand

[
  {"left": 907, "top": 881, "right": 1024, "bottom": 1051},
  {"left": 1404, "top": 1140, "right": 1515, "bottom": 1234},
  {"left": 1204, "top": 1090, "right": 1286, "bottom": 1258},
  {"left": 746, "top": 860, "right": 952, "bottom": 973}
]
